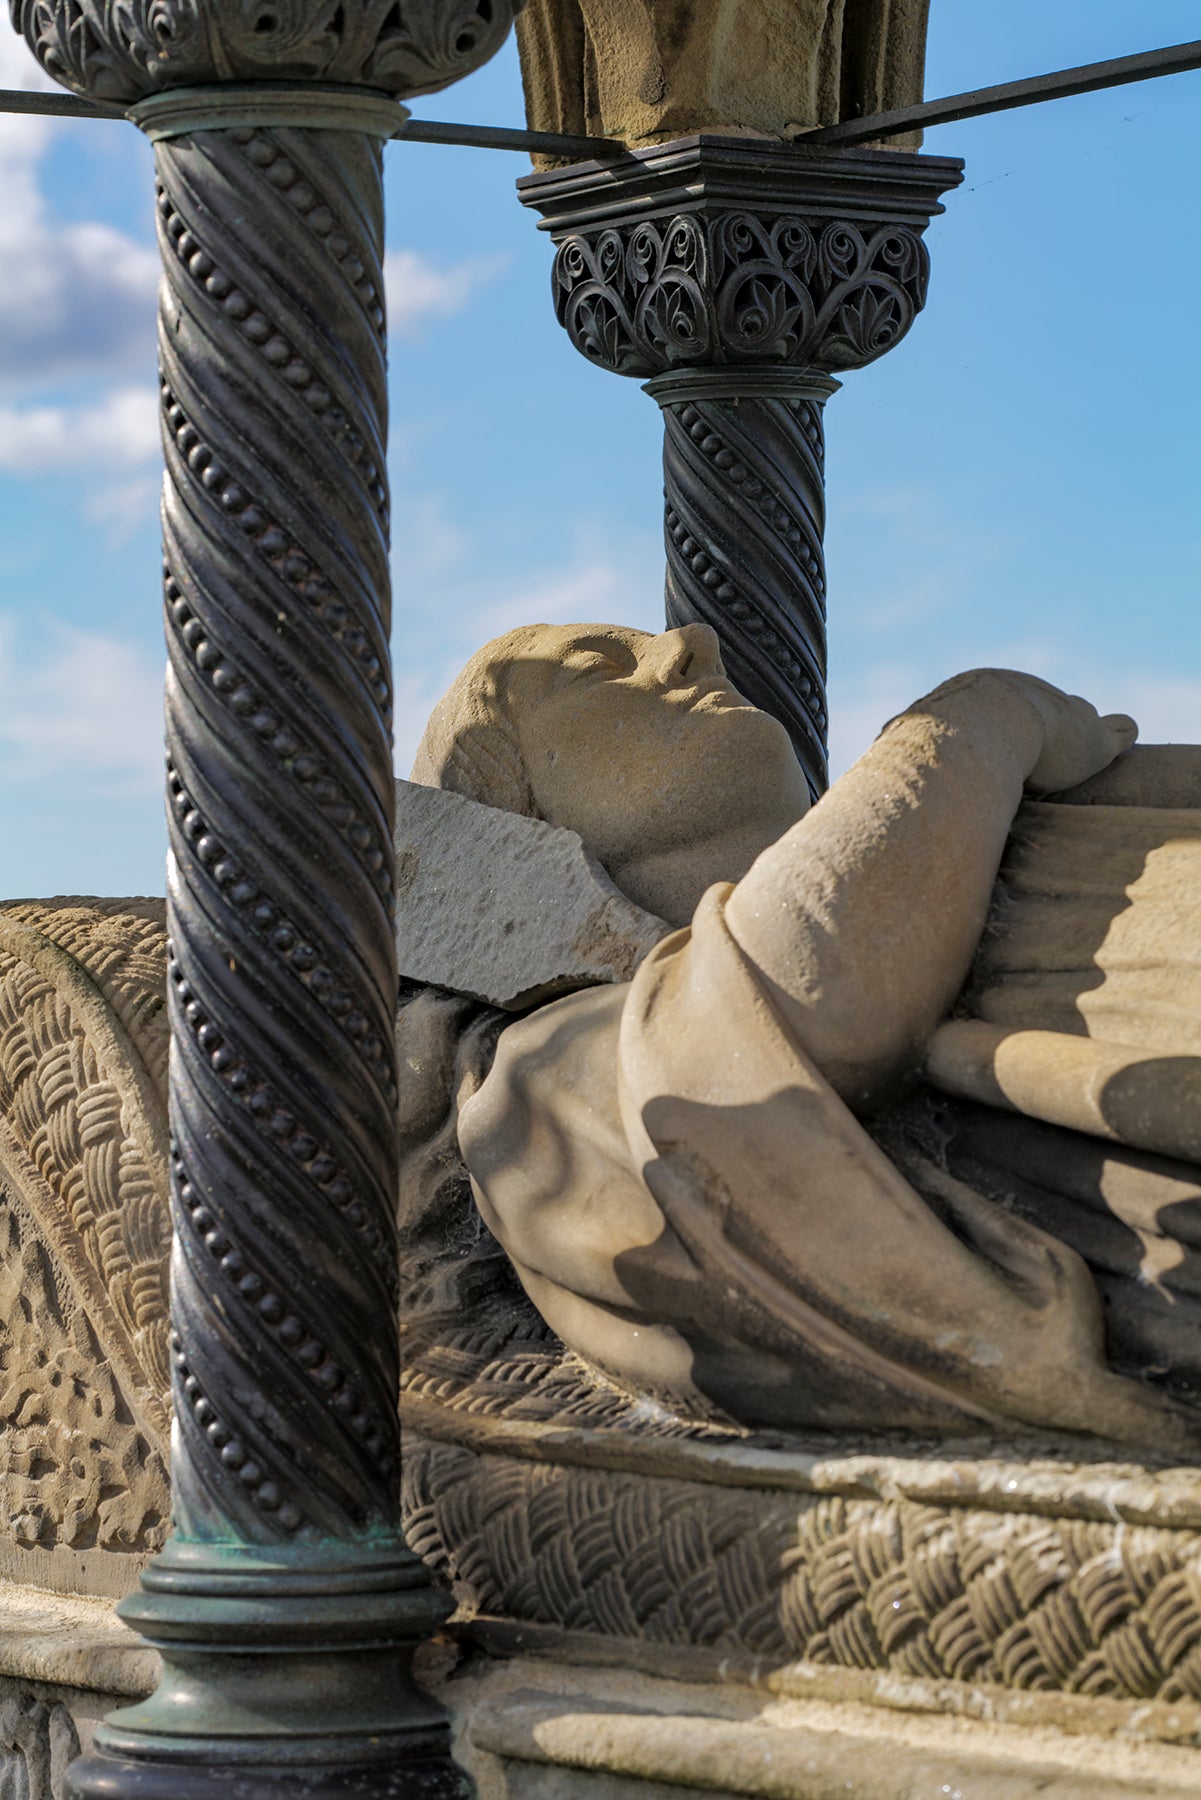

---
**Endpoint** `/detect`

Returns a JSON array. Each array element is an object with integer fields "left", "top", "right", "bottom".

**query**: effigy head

[
  {"left": 412, "top": 619, "right": 810, "bottom": 921},
  {"left": 10, "top": 0, "right": 526, "bottom": 105}
]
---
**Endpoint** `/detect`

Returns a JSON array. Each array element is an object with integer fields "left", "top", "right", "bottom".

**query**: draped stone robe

[
  {"left": 458, "top": 789, "right": 1201, "bottom": 1453},
  {"left": 515, "top": 0, "right": 931, "bottom": 153}
]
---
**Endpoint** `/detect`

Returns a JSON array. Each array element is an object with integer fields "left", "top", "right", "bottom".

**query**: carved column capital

[
  {"left": 520, "top": 137, "right": 962, "bottom": 796},
  {"left": 10, "top": 0, "right": 523, "bottom": 105},
  {"left": 521, "top": 136, "right": 962, "bottom": 380}
]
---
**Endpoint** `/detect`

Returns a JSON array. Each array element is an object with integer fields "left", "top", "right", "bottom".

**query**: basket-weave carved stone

[{"left": 0, "top": 902, "right": 170, "bottom": 1570}]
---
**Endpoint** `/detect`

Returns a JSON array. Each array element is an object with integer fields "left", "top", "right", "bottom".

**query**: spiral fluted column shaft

[
  {"left": 654, "top": 377, "right": 834, "bottom": 797},
  {"left": 61, "top": 100, "right": 469, "bottom": 1800},
  {"left": 156, "top": 121, "right": 398, "bottom": 1542}
]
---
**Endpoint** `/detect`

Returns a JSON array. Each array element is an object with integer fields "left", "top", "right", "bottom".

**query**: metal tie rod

[
  {"left": 0, "top": 37, "right": 1199, "bottom": 153},
  {"left": 797, "top": 37, "right": 1201, "bottom": 146},
  {"left": 0, "top": 82, "right": 617, "bottom": 156}
]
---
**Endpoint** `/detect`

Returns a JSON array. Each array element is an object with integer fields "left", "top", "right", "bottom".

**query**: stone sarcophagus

[{"left": 6, "top": 715, "right": 1200, "bottom": 1797}]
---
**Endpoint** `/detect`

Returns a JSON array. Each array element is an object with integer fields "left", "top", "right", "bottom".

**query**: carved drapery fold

[{"left": 514, "top": 0, "right": 933, "bottom": 156}]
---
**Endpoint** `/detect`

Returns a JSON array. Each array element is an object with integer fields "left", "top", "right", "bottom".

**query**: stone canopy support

[
  {"left": 6, "top": 2, "right": 526, "bottom": 1796},
  {"left": 519, "top": 138, "right": 963, "bottom": 796}
]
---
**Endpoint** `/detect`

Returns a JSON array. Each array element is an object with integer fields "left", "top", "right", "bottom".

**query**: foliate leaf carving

[
  {"left": 9, "top": 0, "right": 525, "bottom": 104},
  {"left": 553, "top": 210, "right": 930, "bottom": 380},
  {"left": 0, "top": 1184, "right": 168, "bottom": 1556}
]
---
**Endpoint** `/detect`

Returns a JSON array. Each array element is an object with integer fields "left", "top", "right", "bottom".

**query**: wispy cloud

[
  {"left": 1076, "top": 672, "right": 1201, "bottom": 748},
  {"left": 0, "top": 385, "right": 159, "bottom": 472},
  {"left": 0, "top": 617, "right": 162, "bottom": 795},
  {"left": 0, "top": 118, "right": 157, "bottom": 391},
  {"left": 828, "top": 652, "right": 1201, "bottom": 781},
  {"left": 384, "top": 248, "right": 507, "bottom": 340},
  {"left": 85, "top": 473, "right": 162, "bottom": 550}
]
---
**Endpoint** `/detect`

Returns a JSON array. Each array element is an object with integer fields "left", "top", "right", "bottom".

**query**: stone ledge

[
  {"left": 0, "top": 1584, "right": 157, "bottom": 1698},
  {"left": 438, "top": 1652, "right": 1201, "bottom": 1799},
  {"left": 466, "top": 1619, "right": 1201, "bottom": 1751},
  {"left": 402, "top": 1396, "right": 1201, "bottom": 1528}
]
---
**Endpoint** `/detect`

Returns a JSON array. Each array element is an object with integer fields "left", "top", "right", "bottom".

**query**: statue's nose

[{"left": 657, "top": 622, "right": 721, "bottom": 682}]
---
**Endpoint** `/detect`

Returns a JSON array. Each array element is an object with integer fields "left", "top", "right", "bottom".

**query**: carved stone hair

[{"left": 409, "top": 625, "right": 553, "bottom": 818}]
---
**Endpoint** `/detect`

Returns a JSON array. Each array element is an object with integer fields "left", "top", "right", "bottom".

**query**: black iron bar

[
  {"left": 0, "top": 83, "right": 619, "bottom": 154},
  {"left": 2, "top": 38, "right": 1199, "bottom": 150},
  {"left": 0, "top": 85, "right": 121, "bottom": 115},
  {"left": 396, "top": 116, "right": 617, "bottom": 156},
  {"left": 797, "top": 38, "right": 1201, "bottom": 146}
]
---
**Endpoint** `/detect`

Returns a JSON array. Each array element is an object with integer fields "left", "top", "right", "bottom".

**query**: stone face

[
  {"left": 395, "top": 779, "right": 670, "bottom": 1009},
  {"left": 515, "top": 0, "right": 931, "bottom": 154}
]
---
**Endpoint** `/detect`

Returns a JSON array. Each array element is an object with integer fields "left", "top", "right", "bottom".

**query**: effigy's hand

[{"left": 997, "top": 672, "right": 1138, "bottom": 794}]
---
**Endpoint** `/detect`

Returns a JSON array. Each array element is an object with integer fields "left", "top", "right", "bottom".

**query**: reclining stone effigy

[{"left": 5, "top": 626, "right": 1201, "bottom": 1794}]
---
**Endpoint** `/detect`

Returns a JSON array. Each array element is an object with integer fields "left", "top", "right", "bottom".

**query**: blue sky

[{"left": 0, "top": 2, "right": 1197, "bottom": 896}]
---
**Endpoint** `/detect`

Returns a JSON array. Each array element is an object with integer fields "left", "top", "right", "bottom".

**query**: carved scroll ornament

[
  {"left": 554, "top": 209, "right": 930, "bottom": 379},
  {"left": 10, "top": 0, "right": 521, "bottom": 103}
]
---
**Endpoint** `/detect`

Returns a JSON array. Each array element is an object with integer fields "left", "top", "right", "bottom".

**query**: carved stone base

[
  {"left": 64, "top": 1749, "right": 470, "bottom": 1799},
  {"left": 403, "top": 1399, "right": 1201, "bottom": 1715}
]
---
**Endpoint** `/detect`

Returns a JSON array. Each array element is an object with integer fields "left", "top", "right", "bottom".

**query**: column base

[
  {"left": 64, "top": 1536, "right": 473, "bottom": 1800},
  {"left": 65, "top": 1745, "right": 471, "bottom": 1800}
]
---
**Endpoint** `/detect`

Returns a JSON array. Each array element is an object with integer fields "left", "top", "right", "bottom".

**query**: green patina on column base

[{"left": 65, "top": 1539, "right": 467, "bottom": 1798}]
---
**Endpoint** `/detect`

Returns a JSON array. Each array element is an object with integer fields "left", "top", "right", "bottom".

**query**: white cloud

[
  {"left": 0, "top": 617, "right": 162, "bottom": 796},
  {"left": 0, "top": 28, "right": 58, "bottom": 91},
  {"left": 0, "top": 119, "right": 157, "bottom": 391},
  {"left": 384, "top": 249, "right": 507, "bottom": 340},
  {"left": 0, "top": 384, "right": 159, "bottom": 472}
]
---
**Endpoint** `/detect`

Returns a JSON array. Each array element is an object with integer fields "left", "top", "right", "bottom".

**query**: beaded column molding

[
  {"left": 520, "top": 138, "right": 964, "bottom": 797},
  {"left": 8, "top": 5, "right": 526, "bottom": 1798}
]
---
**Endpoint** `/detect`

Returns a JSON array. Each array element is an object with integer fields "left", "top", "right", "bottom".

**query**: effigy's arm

[{"left": 723, "top": 669, "right": 1137, "bottom": 1114}]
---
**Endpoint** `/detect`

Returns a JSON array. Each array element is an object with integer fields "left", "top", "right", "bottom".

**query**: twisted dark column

[
  {"left": 156, "top": 118, "right": 400, "bottom": 1547},
  {"left": 519, "top": 139, "right": 964, "bottom": 795},
  {"left": 651, "top": 369, "right": 837, "bottom": 795},
  {"left": 10, "top": 2, "right": 527, "bottom": 1795},
  {"left": 55, "top": 98, "right": 460, "bottom": 1800}
]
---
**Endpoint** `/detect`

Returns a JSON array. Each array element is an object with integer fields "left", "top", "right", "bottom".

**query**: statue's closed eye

[{"left": 561, "top": 641, "right": 637, "bottom": 678}]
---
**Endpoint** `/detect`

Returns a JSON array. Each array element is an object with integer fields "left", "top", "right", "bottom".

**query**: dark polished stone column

[
  {"left": 6, "top": 4, "right": 525, "bottom": 1795},
  {"left": 519, "top": 137, "right": 963, "bottom": 798}
]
